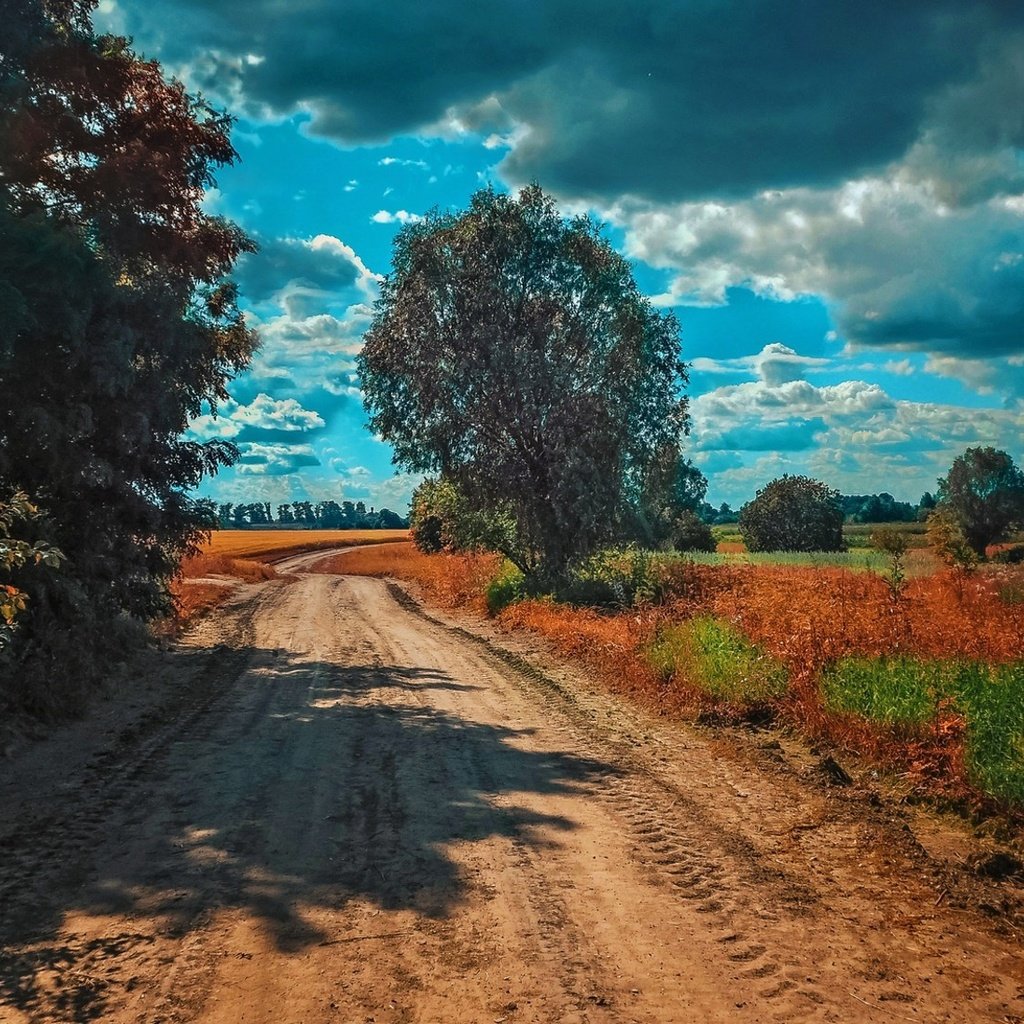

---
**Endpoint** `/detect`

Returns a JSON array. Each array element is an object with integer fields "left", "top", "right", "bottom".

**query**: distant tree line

[
  {"left": 735, "top": 450, "right": 1024, "bottom": 556},
  {"left": 194, "top": 499, "right": 409, "bottom": 530},
  {"left": 695, "top": 490, "right": 934, "bottom": 528}
]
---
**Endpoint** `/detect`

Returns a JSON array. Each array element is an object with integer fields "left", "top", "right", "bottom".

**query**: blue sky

[{"left": 98, "top": 0, "right": 1024, "bottom": 511}]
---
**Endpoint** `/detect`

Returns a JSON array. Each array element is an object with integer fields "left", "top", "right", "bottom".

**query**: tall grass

[
  {"left": 648, "top": 616, "right": 788, "bottom": 707},
  {"left": 822, "top": 656, "right": 945, "bottom": 726}
]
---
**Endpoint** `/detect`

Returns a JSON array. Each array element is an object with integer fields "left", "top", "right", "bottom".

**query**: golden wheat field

[{"left": 198, "top": 529, "right": 409, "bottom": 560}]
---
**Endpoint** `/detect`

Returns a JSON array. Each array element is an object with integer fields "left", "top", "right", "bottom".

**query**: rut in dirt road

[{"left": 1, "top": 568, "right": 1023, "bottom": 1024}]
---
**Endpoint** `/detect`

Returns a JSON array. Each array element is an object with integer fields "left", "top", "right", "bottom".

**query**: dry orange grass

[
  {"left": 170, "top": 580, "right": 236, "bottom": 625},
  {"left": 311, "top": 542, "right": 501, "bottom": 611}
]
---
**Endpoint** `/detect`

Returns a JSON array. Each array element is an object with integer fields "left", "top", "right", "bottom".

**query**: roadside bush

[
  {"left": 560, "top": 548, "right": 660, "bottom": 609},
  {"left": 926, "top": 506, "right": 978, "bottom": 571},
  {"left": 647, "top": 615, "right": 788, "bottom": 706},
  {"left": 485, "top": 561, "right": 525, "bottom": 615},
  {"left": 410, "top": 477, "right": 513, "bottom": 556}
]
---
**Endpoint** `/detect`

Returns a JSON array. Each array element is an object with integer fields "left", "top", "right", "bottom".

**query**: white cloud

[
  {"left": 236, "top": 442, "right": 321, "bottom": 476},
  {"left": 691, "top": 343, "right": 830, "bottom": 385},
  {"left": 188, "top": 394, "right": 325, "bottom": 439},
  {"left": 378, "top": 157, "right": 430, "bottom": 170},
  {"left": 883, "top": 359, "right": 915, "bottom": 376},
  {"left": 371, "top": 209, "right": 424, "bottom": 225}
]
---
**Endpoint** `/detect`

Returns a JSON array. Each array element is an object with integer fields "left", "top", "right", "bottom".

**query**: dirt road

[{"left": 1, "top": 562, "right": 1023, "bottom": 1023}]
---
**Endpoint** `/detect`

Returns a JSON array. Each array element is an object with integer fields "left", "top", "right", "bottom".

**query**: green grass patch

[
  {"left": 822, "top": 656, "right": 946, "bottom": 726},
  {"left": 647, "top": 615, "right": 788, "bottom": 706},
  {"left": 953, "top": 662, "right": 1024, "bottom": 806},
  {"left": 685, "top": 549, "right": 892, "bottom": 571},
  {"left": 822, "top": 656, "right": 1024, "bottom": 804}
]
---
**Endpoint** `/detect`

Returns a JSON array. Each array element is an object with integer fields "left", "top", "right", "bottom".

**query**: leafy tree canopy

[
  {"left": 0, "top": 1, "right": 256, "bottom": 708},
  {"left": 936, "top": 446, "right": 1024, "bottom": 557},
  {"left": 359, "top": 184, "right": 689, "bottom": 583},
  {"left": 739, "top": 474, "right": 844, "bottom": 552}
]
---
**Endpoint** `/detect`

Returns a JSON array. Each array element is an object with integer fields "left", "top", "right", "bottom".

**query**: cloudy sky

[{"left": 99, "top": 0, "right": 1024, "bottom": 511}]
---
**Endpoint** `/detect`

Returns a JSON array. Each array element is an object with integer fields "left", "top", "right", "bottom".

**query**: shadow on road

[{"left": 0, "top": 643, "right": 615, "bottom": 1020}]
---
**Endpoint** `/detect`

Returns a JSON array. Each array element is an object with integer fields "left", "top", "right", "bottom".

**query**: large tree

[
  {"left": 936, "top": 447, "right": 1024, "bottom": 557},
  {"left": 359, "top": 185, "right": 689, "bottom": 584},
  {"left": 0, "top": 1, "right": 256, "bottom": 706}
]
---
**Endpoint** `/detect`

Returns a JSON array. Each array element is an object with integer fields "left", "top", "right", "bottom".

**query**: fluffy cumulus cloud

[
  {"left": 236, "top": 442, "right": 321, "bottom": 476},
  {"left": 189, "top": 393, "right": 325, "bottom": 440},
  {"left": 236, "top": 234, "right": 380, "bottom": 319},
  {"left": 370, "top": 209, "right": 423, "bottom": 225}
]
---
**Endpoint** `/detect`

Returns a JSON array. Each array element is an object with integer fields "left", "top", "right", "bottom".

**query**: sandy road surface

[{"left": 1, "top": 563, "right": 1023, "bottom": 1023}]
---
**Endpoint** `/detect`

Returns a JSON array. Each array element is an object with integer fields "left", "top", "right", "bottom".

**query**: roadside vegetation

[{"left": 330, "top": 534, "right": 1024, "bottom": 810}]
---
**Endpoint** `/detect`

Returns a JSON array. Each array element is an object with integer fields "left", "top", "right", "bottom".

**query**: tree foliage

[
  {"left": 359, "top": 185, "right": 689, "bottom": 582},
  {"left": 0, "top": 1, "right": 256, "bottom": 706},
  {"left": 0, "top": 492, "right": 63, "bottom": 647},
  {"left": 627, "top": 449, "right": 713, "bottom": 550},
  {"left": 739, "top": 475, "right": 844, "bottom": 552},
  {"left": 936, "top": 447, "right": 1024, "bottom": 558},
  {"left": 409, "top": 478, "right": 512, "bottom": 555}
]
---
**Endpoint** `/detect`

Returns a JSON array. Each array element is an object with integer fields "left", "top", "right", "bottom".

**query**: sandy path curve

[{"left": 1, "top": 570, "right": 1023, "bottom": 1023}]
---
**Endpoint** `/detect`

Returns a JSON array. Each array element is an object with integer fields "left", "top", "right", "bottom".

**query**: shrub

[
  {"left": 739, "top": 475, "right": 844, "bottom": 552},
  {"left": 485, "top": 561, "right": 525, "bottom": 615},
  {"left": 668, "top": 510, "right": 717, "bottom": 553},
  {"left": 870, "top": 526, "right": 908, "bottom": 597},
  {"left": 647, "top": 616, "right": 788, "bottom": 706},
  {"left": 409, "top": 477, "right": 512, "bottom": 555},
  {"left": 925, "top": 506, "right": 980, "bottom": 576},
  {"left": 993, "top": 544, "right": 1024, "bottom": 564},
  {"left": 560, "top": 548, "right": 660, "bottom": 609}
]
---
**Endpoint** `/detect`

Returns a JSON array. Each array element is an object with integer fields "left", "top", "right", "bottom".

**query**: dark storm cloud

[
  {"left": 235, "top": 235, "right": 362, "bottom": 306},
  {"left": 114, "top": 0, "right": 1020, "bottom": 202}
]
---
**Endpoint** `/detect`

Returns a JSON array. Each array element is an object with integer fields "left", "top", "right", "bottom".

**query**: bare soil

[{"left": 2, "top": 557, "right": 1023, "bottom": 1023}]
